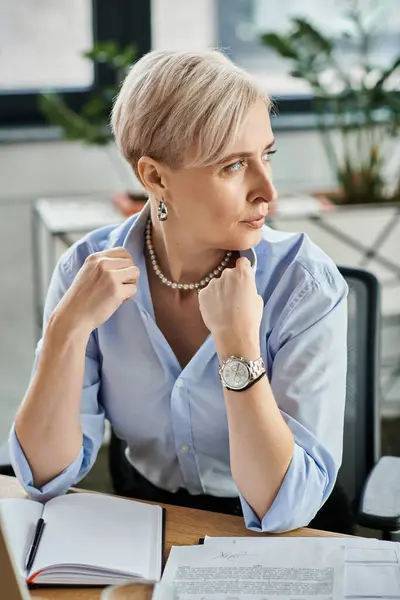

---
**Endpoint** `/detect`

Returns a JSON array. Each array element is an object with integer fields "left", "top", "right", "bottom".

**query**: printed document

[
  {"left": 162, "top": 542, "right": 345, "bottom": 600},
  {"left": 203, "top": 536, "right": 400, "bottom": 598}
]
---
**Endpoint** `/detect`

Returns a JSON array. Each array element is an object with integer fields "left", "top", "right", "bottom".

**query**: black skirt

[{"left": 109, "top": 433, "right": 355, "bottom": 534}]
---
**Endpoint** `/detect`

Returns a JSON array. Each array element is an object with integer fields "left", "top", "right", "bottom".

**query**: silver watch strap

[{"left": 247, "top": 357, "right": 266, "bottom": 381}]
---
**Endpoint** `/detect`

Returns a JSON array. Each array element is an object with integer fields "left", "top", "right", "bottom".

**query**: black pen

[{"left": 25, "top": 518, "right": 45, "bottom": 573}]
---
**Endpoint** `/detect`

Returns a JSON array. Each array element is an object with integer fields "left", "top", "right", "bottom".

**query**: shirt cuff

[
  {"left": 8, "top": 424, "right": 84, "bottom": 502},
  {"left": 240, "top": 443, "right": 328, "bottom": 533}
]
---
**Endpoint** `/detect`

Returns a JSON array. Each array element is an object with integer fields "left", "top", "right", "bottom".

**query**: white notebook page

[
  {"left": 0, "top": 498, "right": 43, "bottom": 576},
  {"left": 30, "top": 493, "right": 162, "bottom": 581}
]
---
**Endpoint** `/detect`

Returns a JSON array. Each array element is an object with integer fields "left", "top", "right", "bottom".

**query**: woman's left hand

[{"left": 198, "top": 257, "right": 264, "bottom": 358}]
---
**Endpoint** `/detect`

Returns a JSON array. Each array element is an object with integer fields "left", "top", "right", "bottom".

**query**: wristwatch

[{"left": 218, "top": 355, "right": 266, "bottom": 392}]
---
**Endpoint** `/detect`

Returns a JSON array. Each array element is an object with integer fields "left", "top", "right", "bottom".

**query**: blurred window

[
  {"left": 0, "top": 0, "right": 151, "bottom": 127},
  {"left": 0, "top": 0, "right": 93, "bottom": 92},
  {"left": 151, "top": 0, "right": 399, "bottom": 114},
  {"left": 217, "top": 0, "right": 400, "bottom": 97}
]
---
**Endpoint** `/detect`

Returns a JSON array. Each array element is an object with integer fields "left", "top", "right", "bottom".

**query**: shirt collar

[
  {"left": 240, "top": 245, "right": 257, "bottom": 273},
  {"left": 122, "top": 199, "right": 152, "bottom": 262}
]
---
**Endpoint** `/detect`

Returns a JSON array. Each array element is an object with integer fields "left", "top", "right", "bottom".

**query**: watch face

[{"left": 221, "top": 360, "right": 250, "bottom": 390}]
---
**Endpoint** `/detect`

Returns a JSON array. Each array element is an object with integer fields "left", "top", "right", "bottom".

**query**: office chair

[{"left": 336, "top": 266, "right": 400, "bottom": 540}]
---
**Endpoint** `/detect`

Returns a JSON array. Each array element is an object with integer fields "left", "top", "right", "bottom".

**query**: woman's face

[{"left": 154, "top": 98, "right": 277, "bottom": 252}]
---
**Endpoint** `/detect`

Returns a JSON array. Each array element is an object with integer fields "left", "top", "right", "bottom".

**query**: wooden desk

[{"left": 0, "top": 475, "right": 346, "bottom": 600}]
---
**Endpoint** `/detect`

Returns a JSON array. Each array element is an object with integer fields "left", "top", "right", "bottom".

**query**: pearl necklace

[{"left": 145, "top": 218, "right": 232, "bottom": 291}]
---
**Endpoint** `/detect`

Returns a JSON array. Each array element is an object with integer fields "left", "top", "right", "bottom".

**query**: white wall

[{"left": 151, "top": 0, "right": 216, "bottom": 51}]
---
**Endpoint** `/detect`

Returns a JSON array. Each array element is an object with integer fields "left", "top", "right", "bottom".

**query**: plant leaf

[
  {"left": 374, "top": 56, "right": 400, "bottom": 89},
  {"left": 291, "top": 17, "right": 333, "bottom": 55},
  {"left": 38, "top": 93, "right": 111, "bottom": 145},
  {"left": 260, "top": 33, "right": 299, "bottom": 60}
]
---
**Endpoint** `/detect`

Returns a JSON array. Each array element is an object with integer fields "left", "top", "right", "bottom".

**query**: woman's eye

[
  {"left": 224, "top": 149, "right": 277, "bottom": 173},
  {"left": 263, "top": 149, "right": 277, "bottom": 162},
  {"left": 225, "top": 159, "right": 246, "bottom": 172}
]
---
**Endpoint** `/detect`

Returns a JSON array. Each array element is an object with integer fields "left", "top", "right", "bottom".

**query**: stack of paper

[
  {"left": 162, "top": 536, "right": 400, "bottom": 600},
  {"left": 204, "top": 537, "right": 400, "bottom": 599}
]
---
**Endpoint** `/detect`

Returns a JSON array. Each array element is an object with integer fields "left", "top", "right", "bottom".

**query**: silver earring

[{"left": 157, "top": 199, "right": 168, "bottom": 221}]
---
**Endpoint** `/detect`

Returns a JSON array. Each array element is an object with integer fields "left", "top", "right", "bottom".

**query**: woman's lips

[{"left": 243, "top": 215, "right": 266, "bottom": 229}]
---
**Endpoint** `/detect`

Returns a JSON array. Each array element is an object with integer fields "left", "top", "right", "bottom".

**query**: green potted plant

[
  {"left": 39, "top": 41, "right": 146, "bottom": 217},
  {"left": 260, "top": 3, "right": 400, "bottom": 205}
]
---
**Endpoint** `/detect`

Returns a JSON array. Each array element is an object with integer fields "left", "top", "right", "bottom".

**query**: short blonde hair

[{"left": 111, "top": 49, "right": 271, "bottom": 179}]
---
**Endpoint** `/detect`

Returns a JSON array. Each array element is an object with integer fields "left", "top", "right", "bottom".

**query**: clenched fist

[
  {"left": 54, "top": 247, "right": 140, "bottom": 335},
  {"left": 198, "top": 257, "right": 264, "bottom": 358}
]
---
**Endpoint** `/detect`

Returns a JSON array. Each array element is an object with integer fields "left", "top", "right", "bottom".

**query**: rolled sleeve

[
  {"left": 240, "top": 443, "right": 328, "bottom": 532},
  {"left": 9, "top": 424, "right": 84, "bottom": 502},
  {"left": 9, "top": 248, "right": 105, "bottom": 501},
  {"left": 241, "top": 260, "right": 348, "bottom": 533}
]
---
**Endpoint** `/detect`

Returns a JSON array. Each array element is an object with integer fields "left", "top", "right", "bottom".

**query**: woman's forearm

[
  {"left": 216, "top": 336, "right": 294, "bottom": 520},
  {"left": 15, "top": 312, "right": 91, "bottom": 488}
]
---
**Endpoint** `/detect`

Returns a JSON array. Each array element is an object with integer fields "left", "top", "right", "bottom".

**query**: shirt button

[
  {"left": 180, "top": 444, "right": 190, "bottom": 454},
  {"left": 176, "top": 379, "right": 183, "bottom": 389}
]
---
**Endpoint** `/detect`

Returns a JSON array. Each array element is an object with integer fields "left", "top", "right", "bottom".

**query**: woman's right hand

[{"left": 54, "top": 247, "right": 140, "bottom": 335}]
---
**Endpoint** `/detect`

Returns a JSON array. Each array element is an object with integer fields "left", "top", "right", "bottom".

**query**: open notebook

[{"left": 0, "top": 492, "right": 164, "bottom": 586}]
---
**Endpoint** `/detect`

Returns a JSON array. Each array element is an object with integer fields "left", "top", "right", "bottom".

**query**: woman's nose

[{"left": 251, "top": 167, "right": 277, "bottom": 204}]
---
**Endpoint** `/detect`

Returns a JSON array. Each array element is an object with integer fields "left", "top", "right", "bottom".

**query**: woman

[{"left": 10, "top": 49, "right": 348, "bottom": 533}]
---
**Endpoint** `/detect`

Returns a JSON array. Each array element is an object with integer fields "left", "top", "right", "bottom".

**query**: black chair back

[{"left": 336, "top": 266, "right": 381, "bottom": 508}]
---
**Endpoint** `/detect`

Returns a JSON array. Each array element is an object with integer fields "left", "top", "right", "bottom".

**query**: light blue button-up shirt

[{"left": 10, "top": 203, "right": 348, "bottom": 533}]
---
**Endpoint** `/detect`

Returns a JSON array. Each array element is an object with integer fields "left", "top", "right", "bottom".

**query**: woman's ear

[{"left": 137, "top": 157, "right": 166, "bottom": 197}]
